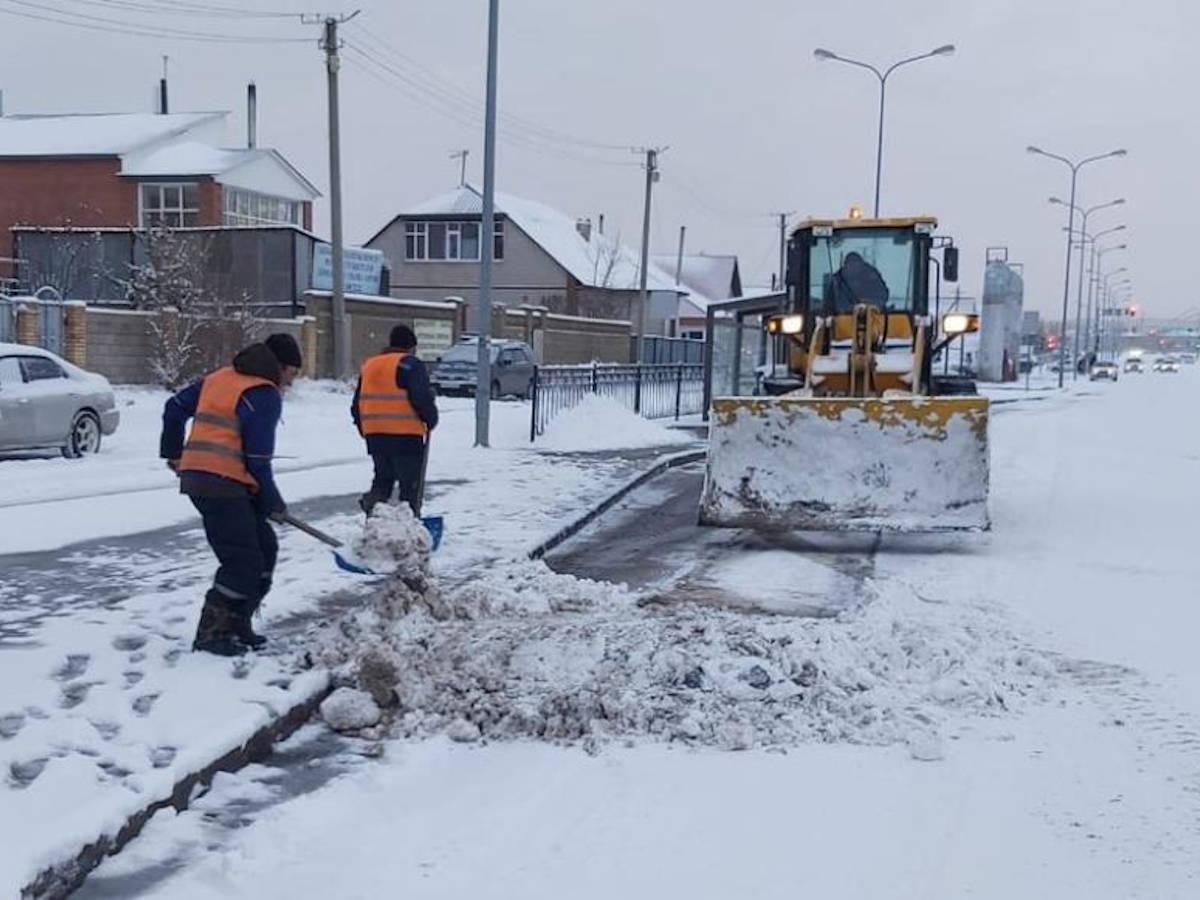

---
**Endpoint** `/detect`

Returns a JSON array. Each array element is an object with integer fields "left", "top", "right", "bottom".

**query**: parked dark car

[{"left": 430, "top": 338, "right": 536, "bottom": 399}]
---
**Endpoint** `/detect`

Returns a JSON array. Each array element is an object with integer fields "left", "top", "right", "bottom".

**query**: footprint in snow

[
  {"left": 98, "top": 760, "right": 133, "bottom": 779},
  {"left": 129, "top": 651, "right": 147, "bottom": 664},
  {"left": 123, "top": 670, "right": 144, "bottom": 688},
  {"left": 52, "top": 653, "right": 91, "bottom": 681},
  {"left": 91, "top": 720, "right": 121, "bottom": 741},
  {"left": 112, "top": 634, "right": 148, "bottom": 652},
  {"left": 163, "top": 647, "right": 184, "bottom": 667},
  {"left": 150, "top": 746, "right": 176, "bottom": 769},
  {"left": 0, "top": 713, "right": 25, "bottom": 739},
  {"left": 9, "top": 757, "right": 48, "bottom": 788},
  {"left": 132, "top": 694, "right": 159, "bottom": 716},
  {"left": 60, "top": 681, "right": 96, "bottom": 709}
]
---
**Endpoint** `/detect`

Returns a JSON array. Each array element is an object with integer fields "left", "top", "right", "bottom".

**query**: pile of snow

[
  {"left": 537, "top": 396, "right": 694, "bottom": 452},
  {"left": 350, "top": 504, "right": 433, "bottom": 577},
  {"left": 306, "top": 555, "right": 1053, "bottom": 754},
  {"left": 320, "top": 688, "right": 382, "bottom": 732}
]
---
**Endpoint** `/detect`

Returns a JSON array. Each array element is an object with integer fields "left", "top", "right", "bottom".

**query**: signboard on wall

[
  {"left": 312, "top": 244, "right": 385, "bottom": 295},
  {"left": 414, "top": 317, "right": 455, "bottom": 359}
]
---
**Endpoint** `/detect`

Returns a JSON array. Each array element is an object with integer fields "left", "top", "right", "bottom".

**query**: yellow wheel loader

[{"left": 699, "top": 214, "right": 989, "bottom": 532}]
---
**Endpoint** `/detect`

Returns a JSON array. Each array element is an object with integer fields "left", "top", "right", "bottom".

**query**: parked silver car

[
  {"left": 430, "top": 338, "right": 536, "bottom": 399},
  {"left": 0, "top": 343, "right": 119, "bottom": 457}
]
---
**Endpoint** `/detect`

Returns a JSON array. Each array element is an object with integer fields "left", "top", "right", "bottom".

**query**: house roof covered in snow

[
  {"left": 375, "top": 185, "right": 682, "bottom": 293},
  {"left": 0, "top": 111, "right": 227, "bottom": 158},
  {"left": 120, "top": 142, "right": 320, "bottom": 198},
  {"left": 653, "top": 252, "right": 742, "bottom": 309}
]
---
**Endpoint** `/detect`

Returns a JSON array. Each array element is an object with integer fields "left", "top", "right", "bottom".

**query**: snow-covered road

[{"left": 77, "top": 368, "right": 1200, "bottom": 900}]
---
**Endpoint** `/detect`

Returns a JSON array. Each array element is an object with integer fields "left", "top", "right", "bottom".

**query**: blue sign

[{"left": 312, "top": 244, "right": 385, "bottom": 295}]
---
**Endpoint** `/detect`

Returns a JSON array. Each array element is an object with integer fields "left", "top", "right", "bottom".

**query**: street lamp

[
  {"left": 814, "top": 44, "right": 955, "bottom": 216},
  {"left": 1028, "top": 145, "right": 1127, "bottom": 386},
  {"left": 1050, "top": 196, "right": 1125, "bottom": 377},
  {"left": 1088, "top": 236, "right": 1127, "bottom": 353}
]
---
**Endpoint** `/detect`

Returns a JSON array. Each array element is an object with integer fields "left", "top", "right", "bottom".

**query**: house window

[
  {"left": 140, "top": 183, "right": 200, "bottom": 228},
  {"left": 403, "top": 218, "right": 505, "bottom": 262},
  {"left": 222, "top": 188, "right": 300, "bottom": 227}
]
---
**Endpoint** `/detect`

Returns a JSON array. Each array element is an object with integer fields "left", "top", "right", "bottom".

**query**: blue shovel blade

[
  {"left": 333, "top": 550, "right": 376, "bottom": 576},
  {"left": 422, "top": 515, "right": 445, "bottom": 552}
]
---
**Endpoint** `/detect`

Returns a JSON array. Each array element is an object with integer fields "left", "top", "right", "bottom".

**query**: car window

[
  {"left": 18, "top": 356, "right": 66, "bottom": 382},
  {"left": 0, "top": 356, "right": 23, "bottom": 385}
]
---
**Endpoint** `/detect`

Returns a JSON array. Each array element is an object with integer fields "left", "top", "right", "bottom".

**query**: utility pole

[
  {"left": 674, "top": 225, "right": 686, "bottom": 284},
  {"left": 475, "top": 0, "right": 499, "bottom": 447},
  {"left": 635, "top": 146, "right": 664, "bottom": 363},
  {"left": 313, "top": 11, "right": 361, "bottom": 379},
  {"left": 159, "top": 56, "right": 169, "bottom": 114},
  {"left": 450, "top": 149, "right": 469, "bottom": 187},
  {"left": 774, "top": 211, "right": 794, "bottom": 290}
]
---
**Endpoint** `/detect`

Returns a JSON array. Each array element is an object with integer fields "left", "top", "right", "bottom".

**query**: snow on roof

[
  {"left": 120, "top": 142, "right": 257, "bottom": 176},
  {"left": 653, "top": 252, "right": 741, "bottom": 308},
  {"left": 396, "top": 185, "right": 682, "bottom": 293},
  {"left": 0, "top": 111, "right": 226, "bottom": 157}
]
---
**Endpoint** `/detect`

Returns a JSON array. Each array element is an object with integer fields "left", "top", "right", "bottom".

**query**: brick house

[
  {"left": 0, "top": 111, "right": 319, "bottom": 280},
  {"left": 365, "top": 184, "right": 687, "bottom": 332}
]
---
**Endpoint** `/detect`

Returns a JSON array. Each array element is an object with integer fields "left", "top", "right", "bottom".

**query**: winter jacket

[
  {"left": 351, "top": 348, "right": 438, "bottom": 455},
  {"left": 160, "top": 343, "right": 286, "bottom": 514}
]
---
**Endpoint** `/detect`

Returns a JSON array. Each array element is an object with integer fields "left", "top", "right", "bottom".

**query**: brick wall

[{"left": 0, "top": 158, "right": 136, "bottom": 262}]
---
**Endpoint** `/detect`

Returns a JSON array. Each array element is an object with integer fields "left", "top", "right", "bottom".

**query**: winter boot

[
  {"left": 358, "top": 492, "right": 382, "bottom": 516},
  {"left": 192, "top": 592, "right": 248, "bottom": 657},
  {"left": 230, "top": 599, "right": 267, "bottom": 650}
]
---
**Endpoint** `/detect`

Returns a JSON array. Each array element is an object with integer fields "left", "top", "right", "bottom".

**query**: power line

[
  {"left": 0, "top": 0, "right": 310, "bottom": 41},
  {"left": 52, "top": 0, "right": 301, "bottom": 18},
  {"left": 345, "top": 21, "right": 633, "bottom": 154},
  {"left": 343, "top": 43, "right": 640, "bottom": 169}
]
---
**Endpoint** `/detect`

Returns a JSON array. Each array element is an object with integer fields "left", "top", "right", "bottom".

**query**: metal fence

[{"left": 530, "top": 362, "right": 705, "bottom": 440}]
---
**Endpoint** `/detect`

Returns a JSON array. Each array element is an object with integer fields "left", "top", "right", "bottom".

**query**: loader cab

[{"left": 785, "top": 216, "right": 935, "bottom": 342}]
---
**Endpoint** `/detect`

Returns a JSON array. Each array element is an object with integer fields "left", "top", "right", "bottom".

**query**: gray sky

[{"left": 2, "top": 0, "right": 1196, "bottom": 320}]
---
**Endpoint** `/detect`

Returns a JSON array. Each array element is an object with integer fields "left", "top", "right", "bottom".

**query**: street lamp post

[
  {"left": 1088, "top": 236, "right": 1127, "bottom": 353},
  {"left": 1050, "top": 197, "right": 1124, "bottom": 378},
  {"left": 1100, "top": 268, "right": 1129, "bottom": 357},
  {"left": 1027, "top": 145, "right": 1127, "bottom": 387},
  {"left": 814, "top": 44, "right": 955, "bottom": 216}
]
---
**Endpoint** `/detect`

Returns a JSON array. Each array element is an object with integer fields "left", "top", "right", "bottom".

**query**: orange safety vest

[
  {"left": 358, "top": 351, "right": 427, "bottom": 437},
  {"left": 178, "top": 367, "right": 278, "bottom": 490}
]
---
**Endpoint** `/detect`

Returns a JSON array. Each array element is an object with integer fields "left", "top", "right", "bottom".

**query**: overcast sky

[{"left": 2, "top": 0, "right": 1196, "bottom": 320}]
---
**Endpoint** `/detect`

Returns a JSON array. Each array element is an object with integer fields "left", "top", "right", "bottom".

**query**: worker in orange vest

[
  {"left": 160, "top": 334, "right": 302, "bottom": 656},
  {"left": 351, "top": 324, "right": 439, "bottom": 516}
]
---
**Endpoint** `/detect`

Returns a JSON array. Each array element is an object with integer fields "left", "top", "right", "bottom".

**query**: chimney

[
  {"left": 247, "top": 82, "right": 257, "bottom": 149},
  {"left": 575, "top": 217, "right": 592, "bottom": 241},
  {"left": 597, "top": 213, "right": 605, "bottom": 235},
  {"left": 158, "top": 55, "right": 169, "bottom": 114},
  {"left": 675, "top": 225, "right": 686, "bottom": 285}
]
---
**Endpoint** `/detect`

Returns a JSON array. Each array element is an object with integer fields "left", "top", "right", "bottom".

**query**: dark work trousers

[
  {"left": 369, "top": 450, "right": 425, "bottom": 514},
  {"left": 190, "top": 495, "right": 279, "bottom": 606}
]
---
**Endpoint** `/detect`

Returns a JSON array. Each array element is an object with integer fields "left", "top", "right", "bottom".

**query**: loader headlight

[
  {"left": 767, "top": 314, "right": 804, "bottom": 335},
  {"left": 942, "top": 313, "right": 978, "bottom": 336}
]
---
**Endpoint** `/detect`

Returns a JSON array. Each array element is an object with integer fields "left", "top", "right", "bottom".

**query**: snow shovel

[
  {"left": 275, "top": 513, "right": 378, "bottom": 576},
  {"left": 413, "top": 435, "right": 444, "bottom": 552}
]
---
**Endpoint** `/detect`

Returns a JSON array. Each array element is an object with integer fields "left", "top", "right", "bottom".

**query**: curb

[
  {"left": 528, "top": 447, "right": 707, "bottom": 561},
  {"left": 22, "top": 675, "right": 332, "bottom": 900}
]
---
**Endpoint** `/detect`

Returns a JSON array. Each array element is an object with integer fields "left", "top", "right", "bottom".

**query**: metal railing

[{"left": 530, "top": 362, "right": 705, "bottom": 440}]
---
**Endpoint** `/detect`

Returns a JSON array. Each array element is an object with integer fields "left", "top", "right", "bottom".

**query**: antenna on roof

[
  {"left": 450, "top": 149, "right": 469, "bottom": 187},
  {"left": 159, "top": 56, "right": 169, "bottom": 115}
]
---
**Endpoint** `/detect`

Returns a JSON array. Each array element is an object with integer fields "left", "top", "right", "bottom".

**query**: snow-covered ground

[
  {"left": 71, "top": 367, "right": 1200, "bottom": 899},
  {"left": 0, "top": 383, "right": 695, "bottom": 896}
]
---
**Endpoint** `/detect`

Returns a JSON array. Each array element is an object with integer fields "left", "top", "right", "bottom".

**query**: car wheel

[
  {"left": 490, "top": 380, "right": 501, "bottom": 400},
  {"left": 62, "top": 410, "right": 102, "bottom": 459}
]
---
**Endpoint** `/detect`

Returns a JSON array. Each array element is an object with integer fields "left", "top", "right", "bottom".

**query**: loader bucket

[{"left": 699, "top": 396, "right": 990, "bottom": 533}]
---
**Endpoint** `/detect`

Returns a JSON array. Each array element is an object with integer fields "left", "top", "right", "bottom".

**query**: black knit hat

[
  {"left": 265, "top": 333, "right": 303, "bottom": 368},
  {"left": 389, "top": 324, "right": 417, "bottom": 350}
]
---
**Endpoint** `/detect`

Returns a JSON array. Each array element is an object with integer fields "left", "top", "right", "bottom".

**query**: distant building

[
  {"left": 366, "top": 185, "right": 687, "bottom": 331},
  {"left": 979, "top": 258, "right": 1025, "bottom": 382},
  {"left": 0, "top": 111, "right": 319, "bottom": 258},
  {"left": 653, "top": 252, "right": 742, "bottom": 339}
]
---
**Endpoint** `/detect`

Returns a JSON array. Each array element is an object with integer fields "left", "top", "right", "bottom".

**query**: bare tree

[{"left": 121, "top": 226, "right": 261, "bottom": 387}]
